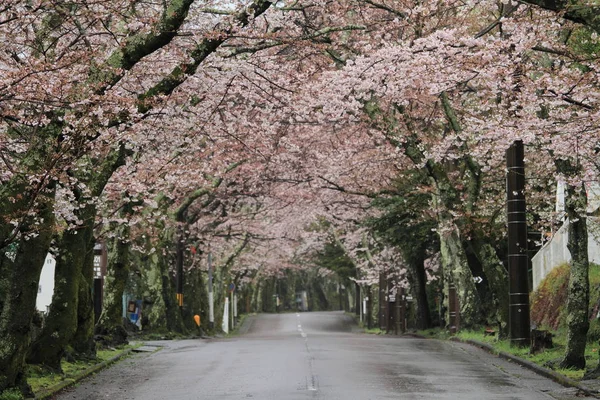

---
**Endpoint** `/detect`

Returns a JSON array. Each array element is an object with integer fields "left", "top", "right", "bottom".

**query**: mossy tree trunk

[
  {"left": 560, "top": 182, "right": 589, "bottom": 370},
  {"left": 145, "top": 243, "right": 187, "bottom": 334},
  {"left": 145, "top": 253, "right": 167, "bottom": 331},
  {"left": 469, "top": 238, "right": 509, "bottom": 334},
  {"left": 253, "top": 279, "right": 263, "bottom": 313},
  {"left": 406, "top": 254, "right": 432, "bottom": 330},
  {"left": 213, "top": 234, "right": 250, "bottom": 327},
  {"left": 27, "top": 227, "right": 87, "bottom": 370},
  {"left": 71, "top": 207, "right": 98, "bottom": 359},
  {"left": 0, "top": 189, "right": 55, "bottom": 395},
  {"left": 372, "top": 94, "right": 503, "bottom": 329},
  {"left": 438, "top": 222, "right": 481, "bottom": 327},
  {"left": 183, "top": 265, "right": 207, "bottom": 332},
  {"left": 73, "top": 267, "right": 96, "bottom": 358},
  {"left": 96, "top": 200, "right": 136, "bottom": 346},
  {"left": 160, "top": 241, "right": 187, "bottom": 334},
  {"left": 29, "top": 148, "right": 129, "bottom": 365}
]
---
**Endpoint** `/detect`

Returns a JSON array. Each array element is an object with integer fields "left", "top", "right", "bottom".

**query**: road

[{"left": 57, "top": 311, "right": 595, "bottom": 399}]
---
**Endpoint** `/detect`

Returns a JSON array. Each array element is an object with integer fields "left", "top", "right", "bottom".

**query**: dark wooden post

[
  {"left": 449, "top": 284, "right": 459, "bottom": 334},
  {"left": 379, "top": 272, "right": 387, "bottom": 330},
  {"left": 507, "top": 140, "right": 531, "bottom": 347},
  {"left": 176, "top": 226, "right": 184, "bottom": 309},
  {"left": 355, "top": 282, "right": 361, "bottom": 316},
  {"left": 399, "top": 287, "right": 406, "bottom": 333}
]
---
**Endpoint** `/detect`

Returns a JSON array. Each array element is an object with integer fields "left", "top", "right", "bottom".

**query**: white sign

[{"left": 222, "top": 297, "right": 229, "bottom": 333}]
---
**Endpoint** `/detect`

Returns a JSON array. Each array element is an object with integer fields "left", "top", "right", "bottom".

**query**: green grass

[
  {"left": 27, "top": 345, "right": 137, "bottom": 393},
  {"left": 422, "top": 328, "right": 600, "bottom": 381},
  {"left": 363, "top": 327, "right": 385, "bottom": 334},
  {"left": 0, "top": 388, "right": 24, "bottom": 400},
  {"left": 226, "top": 313, "right": 252, "bottom": 337}
]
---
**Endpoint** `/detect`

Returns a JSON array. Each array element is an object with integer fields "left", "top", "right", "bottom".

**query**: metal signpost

[
  {"left": 228, "top": 283, "right": 236, "bottom": 330},
  {"left": 208, "top": 251, "right": 214, "bottom": 330}
]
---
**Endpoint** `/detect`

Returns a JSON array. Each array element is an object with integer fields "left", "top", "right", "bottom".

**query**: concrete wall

[{"left": 532, "top": 218, "right": 600, "bottom": 291}]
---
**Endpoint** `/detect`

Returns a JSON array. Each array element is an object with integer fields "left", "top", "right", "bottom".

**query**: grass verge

[
  {"left": 28, "top": 344, "right": 140, "bottom": 398},
  {"left": 419, "top": 327, "right": 600, "bottom": 381}
]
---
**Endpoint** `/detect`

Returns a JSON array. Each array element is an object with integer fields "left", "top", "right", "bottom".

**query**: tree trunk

[
  {"left": 72, "top": 269, "right": 96, "bottom": 358},
  {"left": 146, "top": 253, "right": 167, "bottom": 331},
  {"left": 71, "top": 216, "right": 97, "bottom": 359},
  {"left": 560, "top": 183, "right": 589, "bottom": 370},
  {"left": 96, "top": 220, "right": 132, "bottom": 346},
  {"left": 409, "top": 256, "right": 432, "bottom": 330},
  {"left": 469, "top": 238, "right": 509, "bottom": 334},
  {"left": 161, "top": 254, "right": 186, "bottom": 334},
  {"left": 28, "top": 203, "right": 98, "bottom": 367},
  {"left": 27, "top": 228, "right": 85, "bottom": 370},
  {"left": 439, "top": 224, "right": 481, "bottom": 327},
  {"left": 0, "top": 193, "right": 55, "bottom": 395},
  {"left": 355, "top": 282, "right": 361, "bottom": 317},
  {"left": 183, "top": 266, "right": 206, "bottom": 332}
]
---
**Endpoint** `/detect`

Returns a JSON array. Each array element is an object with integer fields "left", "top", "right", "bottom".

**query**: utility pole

[
  {"left": 230, "top": 287, "right": 234, "bottom": 330},
  {"left": 379, "top": 272, "right": 387, "bottom": 330},
  {"left": 507, "top": 140, "right": 531, "bottom": 347},
  {"left": 366, "top": 285, "right": 372, "bottom": 330},
  {"left": 448, "top": 284, "right": 459, "bottom": 334},
  {"left": 208, "top": 250, "right": 214, "bottom": 330},
  {"left": 355, "top": 282, "right": 361, "bottom": 317},
  {"left": 176, "top": 226, "right": 184, "bottom": 309}
]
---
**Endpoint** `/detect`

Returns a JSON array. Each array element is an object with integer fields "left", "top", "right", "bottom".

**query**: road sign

[{"left": 228, "top": 283, "right": 236, "bottom": 293}]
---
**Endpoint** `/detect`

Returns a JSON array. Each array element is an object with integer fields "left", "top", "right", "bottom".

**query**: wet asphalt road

[{"left": 57, "top": 311, "right": 595, "bottom": 399}]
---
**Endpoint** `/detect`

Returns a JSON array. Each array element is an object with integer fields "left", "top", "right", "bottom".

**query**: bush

[
  {"left": 0, "top": 389, "right": 24, "bottom": 400},
  {"left": 530, "top": 263, "right": 570, "bottom": 330},
  {"left": 531, "top": 263, "right": 600, "bottom": 342}
]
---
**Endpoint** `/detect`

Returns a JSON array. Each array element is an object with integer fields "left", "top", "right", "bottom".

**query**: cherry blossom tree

[{"left": 2, "top": 0, "right": 600, "bottom": 394}]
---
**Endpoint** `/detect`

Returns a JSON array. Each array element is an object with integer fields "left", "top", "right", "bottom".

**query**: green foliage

[
  {"left": 531, "top": 263, "right": 600, "bottom": 342},
  {"left": 569, "top": 27, "right": 600, "bottom": 57},
  {"left": 362, "top": 327, "right": 384, "bottom": 334},
  {"left": 426, "top": 328, "right": 599, "bottom": 380},
  {"left": 313, "top": 241, "right": 356, "bottom": 282},
  {"left": 365, "top": 169, "right": 438, "bottom": 262},
  {"left": 530, "top": 263, "right": 570, "bottom": 330},
  {"left": 26, "top": 345, "right": 134, "bottom": 393},
  {"left": 0, "top": 389, "right": 23, "bottom": 400}
]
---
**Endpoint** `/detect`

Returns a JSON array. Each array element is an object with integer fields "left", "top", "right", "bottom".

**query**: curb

[
  {"left": 449, "top": 337, "right": 600, "bottom": 399},
  {"left": 33, "top": 348, "right": 135, "bottom": 400}
]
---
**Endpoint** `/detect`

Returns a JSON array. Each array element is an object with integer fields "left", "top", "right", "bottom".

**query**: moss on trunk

[
  {"left": 560, "top": 184, "right": 589, "bottom": 370},
  {"left": 160, "top": 250, "right": 186, "bottom": 334},
  {"left": 470, "top": 238, "right": 509, "bottom": 334},
  {"left": 96, "top": 213, "right": 133, "bottom": 346},
  {"left": 439, "top": 225, "right": 481, "bottom": 327},
  {"left": 0, "top": 192, "right": 55, "bottom": 394},
  {"left": 404, "top": 250, "right": 432, "bottom": 330},
  {"left": 183, "top": 266, "right": 207, "bottom": 332},
  {"left": 71, "top": 214, "right": 97, "bottom": 359},
  {"left": 28, "top": 229, "right": 85, "bottom": 370}
]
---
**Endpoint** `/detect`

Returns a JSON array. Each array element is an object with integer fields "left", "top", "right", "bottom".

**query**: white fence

[{"left": 532, "top": 218, "right": 600, "bottom": 291}]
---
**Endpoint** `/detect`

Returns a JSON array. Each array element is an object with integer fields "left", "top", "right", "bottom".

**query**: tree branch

[
  {"left": 174, "top": 160, "right": 245, "bottom": 222},
  {"left": 137, "top": 0, "right": 274, "bottom": 112},
  {"left": 361, "top": 0, "right": 407, "bottom": 19},
  {"left": 518, "top": 0, "right": 600, "bottom": 34},
  {"left": 92, "top": 0, "right": 196, "bottom": 94}
]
